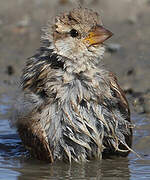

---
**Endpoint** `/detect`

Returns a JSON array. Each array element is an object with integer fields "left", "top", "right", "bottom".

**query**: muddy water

[{"left": 0, "top": 0, "right": 150, "bottom": 179}]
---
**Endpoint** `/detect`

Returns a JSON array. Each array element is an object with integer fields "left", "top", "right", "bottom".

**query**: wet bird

[{"left": 14, "top": 8, "right": 133, "bottom": 163}]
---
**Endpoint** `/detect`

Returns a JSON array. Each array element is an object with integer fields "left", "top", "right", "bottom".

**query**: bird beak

[{"left": 83, "top": 25, "right": 113, "bottom": 46}]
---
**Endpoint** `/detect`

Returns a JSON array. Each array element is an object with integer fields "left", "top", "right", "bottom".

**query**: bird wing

[
  {"left": 101, "top": 72, "right": 133, "bottom": 156},
  {"left": 109, "top": 72, "right": 130, "bottom": 122},
  {"left": 17, "top": 113, "right": 53, "bottom": 162},
  {"left": 16, "top": 45, "right": 64, "bottom": 162}
]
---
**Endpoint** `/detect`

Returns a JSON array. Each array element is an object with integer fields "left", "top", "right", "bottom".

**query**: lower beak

[{"left": 83, "top": 25, "right": 113, "bottom": 46}]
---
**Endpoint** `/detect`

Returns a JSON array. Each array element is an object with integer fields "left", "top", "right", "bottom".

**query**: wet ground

[{"left": 0, "top": 0, "right": 150, "bottom": 179}]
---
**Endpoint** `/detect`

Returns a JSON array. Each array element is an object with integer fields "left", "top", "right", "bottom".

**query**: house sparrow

[{"left": 14, "top": 8, "right": 133, "bottom": 163}]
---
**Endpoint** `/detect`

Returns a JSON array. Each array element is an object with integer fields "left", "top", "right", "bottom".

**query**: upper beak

[{"left": 83, "top": 25, "right": 113, "bottom": 46}]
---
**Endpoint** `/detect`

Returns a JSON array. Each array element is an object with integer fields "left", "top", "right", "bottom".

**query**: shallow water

[{"left": 0, "top": 95, "right": 150, "bottom": 180}]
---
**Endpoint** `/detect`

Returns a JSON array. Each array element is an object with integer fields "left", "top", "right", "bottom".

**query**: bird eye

[{"left": 70, "top": 29, "right": 79, "bottom": 38}]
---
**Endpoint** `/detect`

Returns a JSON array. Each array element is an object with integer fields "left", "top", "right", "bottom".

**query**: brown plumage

[{"left": 13, "top": 8, "right": 134, "bottom": 163}]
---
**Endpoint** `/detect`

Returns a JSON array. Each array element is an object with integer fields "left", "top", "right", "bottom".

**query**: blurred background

[{"left": 0, "top": 0, "right": 150, "bottom": 179}]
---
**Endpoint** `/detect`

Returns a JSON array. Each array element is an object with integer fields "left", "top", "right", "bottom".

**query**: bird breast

[{"left": 41, "top": 69, "right": 123, "bottom": 161}]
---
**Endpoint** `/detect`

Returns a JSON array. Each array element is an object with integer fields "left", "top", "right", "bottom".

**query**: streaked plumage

[{"left": 14, "top": 8, "right": 133, "bottom": 163}]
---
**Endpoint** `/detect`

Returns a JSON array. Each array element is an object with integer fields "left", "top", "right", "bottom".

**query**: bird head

[{"left": 44, "top": 8, "right": 113, "bottom": 66}]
